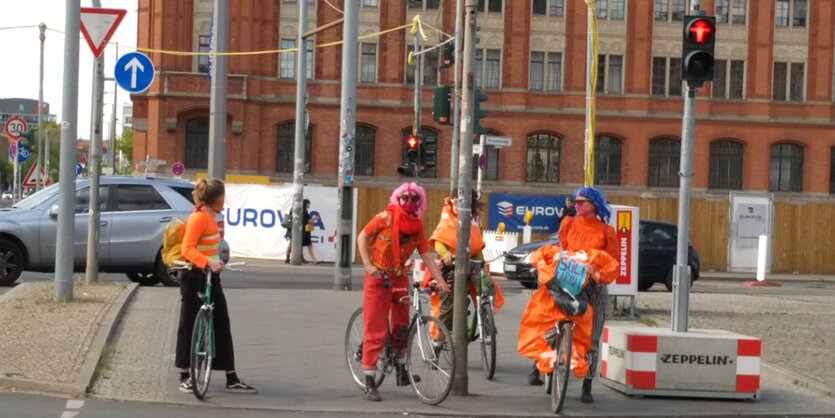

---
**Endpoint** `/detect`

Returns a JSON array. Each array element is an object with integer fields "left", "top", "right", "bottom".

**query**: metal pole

[
  {"left": 449, "top": 0, "right": 463, "bottom": 195},
  {"left": 110, "top": 44, "right": 118, "bottom": 172},
  {"left": 451, "top": 0, "right": 479, "bottom": 396},
  {"left": 55, "top": 0, "right": 81, "bottom": 302},
  {"left": 45, "top": 129, "right": 50, "bottom": 182},
  {"left": 208, "top": 0, "right": 228, "bottom": 179},
  {"left": 13, "top": 141, "right": 18, "bottom": 203},
  {"left": 672, "top": 84, "right": 695, "bottom": 332},
  {"left": 334, "top": 0, "right": 358, "bottom": 291},
  {"left": 476, "top": 135, "right": 483, "bottom": 196},
  {"left": 584, "top": 0, "right": 594, "bottom": 188},
  {"left": 37, "top": 23, "right": 46, "bottom": 191},
  {"left": 86, "top": 0, "right": 105, "bottom": 284},
  {"left": 291, "top": 0, "right": 308, "bottom": 265},
  {"left": 413, "top": 29, "right": 422, "bottom": 182}
]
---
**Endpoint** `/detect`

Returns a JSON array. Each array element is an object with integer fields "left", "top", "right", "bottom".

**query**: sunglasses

[
  {"left": 574, "top": 199, "right": 591, "bottom": 206},
  {"left": 399, "top": 194, "right": 421, "bottom": 203}
]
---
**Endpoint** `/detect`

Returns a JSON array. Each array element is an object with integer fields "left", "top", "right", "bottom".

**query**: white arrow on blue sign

[
  {"left": 8, "top": 143, "right": 31, "bottom": 163},
  {"left": 114, "top": 52, "right": 155, "bottom": 93},
  {"left": 76, "top": 163, "right": 84, "bottom": 177}
]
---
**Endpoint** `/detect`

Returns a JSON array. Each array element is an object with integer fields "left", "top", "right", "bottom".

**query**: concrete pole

[
  {"left": 37, "top": 23, "right": 46, "bottom": 191},
  {"left": 449, "top": 0, "right": 463, "bottom": 195},
  {"left": 109, "top": 44, "right": 118, "bottom": 172},
  {"left": 451, "top": 0, "right": 479, "bottom": 396},
  {"left": 584, "top": 0, "right": 595, "bottom": 188},
  {"left": 334, "top": 0, "right": 359, "bottom": 291},
  {"left": 208, "top": 0, "right": 228, "bottom": 179},
  {"left": 291, "top": 0, "right": 308, "bottom": 265},
  {"left": 56, "top": 0, "right": 81, "bottom": 302},
  {"left": 86, "top": 0, "right": 105, "bottom": 284}
]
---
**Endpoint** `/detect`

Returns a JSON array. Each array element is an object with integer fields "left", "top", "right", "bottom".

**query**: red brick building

[{"left": 132, "top": 0, "right": 835, "bottom": 199}]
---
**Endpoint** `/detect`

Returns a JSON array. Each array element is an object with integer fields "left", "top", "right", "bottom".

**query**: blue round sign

[
  {"left": 114, "top": 52, "right": 155, "bottom": 93},
  {"left": 8, "top": 143, "right": 31, "bottom": 163},
  {"left": 76, "top": 163, "right": 84, "bottom": 177}
]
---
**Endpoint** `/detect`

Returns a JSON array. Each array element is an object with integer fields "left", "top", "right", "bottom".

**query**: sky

[{"left": 0, "top": 0, "right": 139, "bottom": 141}]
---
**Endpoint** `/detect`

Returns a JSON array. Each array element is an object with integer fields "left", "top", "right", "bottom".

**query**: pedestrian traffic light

[
  {"left": 681, "top": 15, "right": 716, "bottom": 85},
  {"left": 473, "top": 88, "right": 488, "bottom": 135},
  {"left": 420, "top": 134, "right": 437, "bottom": 172},
  {"left": 433, "top": 85, "right": 452, "bottom": 125},
  {"left": 440, "top": 45, "right": 455, "bottom": 69},
  {"left": 398, "top": 134, "right": 420, "bottom": 176}
]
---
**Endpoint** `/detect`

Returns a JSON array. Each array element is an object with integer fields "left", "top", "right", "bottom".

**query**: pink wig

[{"left": 389, "top": 182, "right": 428, "bottom": 218}]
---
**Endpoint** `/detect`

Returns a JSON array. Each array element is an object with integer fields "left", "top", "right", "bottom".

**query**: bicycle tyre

[
  {"left": 190, "top": 308, "right": 213, "bottom": 400},
  {"left": 479, "top": 303, "right": 497, "bottom": 380},
  {"left": 344, "top": 307, "right": 385, "bottom": 390},
  {"left": 407, "top": 315, "right": 455, "bottom": 406},
  {"left": 550, "top": 323, "right": 573, "bottom": 414}
]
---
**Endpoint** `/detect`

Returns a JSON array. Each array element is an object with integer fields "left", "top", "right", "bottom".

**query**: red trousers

[{"left": 362, "top": 273, "right": 410, "bottom": 371}]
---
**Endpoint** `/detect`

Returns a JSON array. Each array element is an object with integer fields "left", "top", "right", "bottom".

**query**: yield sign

[
  {"left": 80, "top": 7, "right": 127, "bottom": 58},
  {"left": 22, "top": 161, "right": 47, "bottom": 188}
]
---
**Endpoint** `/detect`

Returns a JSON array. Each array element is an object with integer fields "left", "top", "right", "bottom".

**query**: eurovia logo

[{"left": 497, "top": 201, "right": 514, "bottom": 218}]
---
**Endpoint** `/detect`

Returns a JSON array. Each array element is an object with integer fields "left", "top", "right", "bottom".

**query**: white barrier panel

[
  {"left": 223, "top": 184, "right": 357, "bottom": 262},
  {"left": 483, "top": 231, "right": 518, "bottom": 273},
  {"left": 607, "top": 205, "right": 639, "bottom": 297}
]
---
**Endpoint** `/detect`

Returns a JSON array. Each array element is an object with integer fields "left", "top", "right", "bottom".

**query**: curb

[{"left": 0, "top": 282, "right": 139, "bottom": 397}]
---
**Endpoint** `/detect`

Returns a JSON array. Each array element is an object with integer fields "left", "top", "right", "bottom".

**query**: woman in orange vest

[
  {"left": 356, "top": 182, "right": 449, "bottom": 401},
  {"left": 175, "top": 179, "right": 256, "bottom": 394},
  {"left": 518, "top": 187, "right": 619, "bottom": 404}
]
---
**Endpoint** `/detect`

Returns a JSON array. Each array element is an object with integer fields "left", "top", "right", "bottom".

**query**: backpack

[
  {"left": 162, "top": 217, "right": 187, "bottom": 267},
  {"left": 281, "top": 211, "right": 293, "bottom": 230}
]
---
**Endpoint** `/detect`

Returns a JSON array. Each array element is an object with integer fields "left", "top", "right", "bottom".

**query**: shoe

[
  {"left": 179, "top": 377, "right": 193, "bottom": 393},
  {"left": 364, "top": 375, "right": 381, "bottom": 401},
  {"left": 527, "top": 363, "right": 544, "bottom": 386},
  {"left": 395, "top": 364, "right": 420, "bottom": 386},
  {"left": 581, "top": 378, "right": 594, "bottom": 403},
  {"left": 225, "top": 380, "right": 257, "bottom": 394}
]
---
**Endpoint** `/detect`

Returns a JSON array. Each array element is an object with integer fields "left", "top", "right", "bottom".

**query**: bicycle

[
  {"left": 462, "top": 254, "right": 505, "bottom": 380},
  {"left": 344, "top": 274, "right": 456, "bottom": 405},
  {"left": 171, "top": 260, "right": 244, "bottom": 400}
]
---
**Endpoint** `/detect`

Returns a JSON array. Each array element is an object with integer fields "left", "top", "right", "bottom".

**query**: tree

[{"left": 117, "top": 127, "right": 133, "bottom": 173}]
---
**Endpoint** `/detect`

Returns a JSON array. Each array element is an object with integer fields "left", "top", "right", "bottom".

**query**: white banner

[{"left": 223, "top": 184, "right": 356, "bottom": 262}]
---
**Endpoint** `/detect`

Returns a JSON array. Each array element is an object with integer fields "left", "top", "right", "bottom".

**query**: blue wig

[{"left": 574, "top": 187, "right": 611, "bottom": 223}]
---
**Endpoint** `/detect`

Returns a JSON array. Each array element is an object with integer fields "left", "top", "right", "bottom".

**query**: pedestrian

[
  {"left": 175, "top": 178, "right": 256, "bottom": 394},
  {"left": 282, "top": 207, "right": 293, "bottom": 263},
  {"left": 558, "top": 196, "right": 576, "bottom": 222},
  {"left": 302, "top": 199, "right": 319, "bottom": 264},
  {"left": 518, "top": 187, "right": 619, "bottom": 404},
  {"left": 356, "top": 182, "right": 449, "bottom": 401}
]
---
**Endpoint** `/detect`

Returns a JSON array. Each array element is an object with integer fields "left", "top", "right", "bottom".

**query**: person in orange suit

[
  {"left": 518, "top": 187, "right": 619, "bottom": 404},
  {"left": 356, "top": 182, "right": 449, "bottom": 402}
]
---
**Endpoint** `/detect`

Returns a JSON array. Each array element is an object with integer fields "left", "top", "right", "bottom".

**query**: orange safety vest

[{"left": 429, "top": 197, "right": 485, "bottom": 257}]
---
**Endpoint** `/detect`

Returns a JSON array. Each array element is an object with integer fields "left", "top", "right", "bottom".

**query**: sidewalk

[
  {"left": 93, "top": 287, "right": 835, "bottom": 417},
  {"left": 700, "top": 271, "right": 835, "bottom": 282}
]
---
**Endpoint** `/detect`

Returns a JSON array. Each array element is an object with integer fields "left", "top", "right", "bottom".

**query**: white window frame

[
  {"left": 529, "top": 51, "right": 562, "bottom": 92},
  {"left": 361, "top": 0, "right": 378, "bottom": 7},
  {"left": 279, "top": 39, "right": 314, "bottom": 80},
  {"left": 773, "top": 61, "right": 806, "bottom": 102},
  {"left": 478, "top": 0, "right": 504, "bottom": 14},
  {"left": 408, "top": 0, "right": 440, "bottom": 11},
  {"left": 715, "top": 0, "right": 748, "bottom": 25},
  {"left": 359, "top": 42, "right": 378, "bottom": 84},
  {"left": 775, "top": 0, "right": 807, "bottom": 28},
  {"left": 532, "top": 0, "right": 565, "bottom": 17},
  {"left": 712, "top": 59, "right": 746, "bottom": 100},
  {"left": 598, "top": 54, "right": 625, "bottom": 95},
  {"left": 596, "top": 0, "right": 627, "bottom": 21}
]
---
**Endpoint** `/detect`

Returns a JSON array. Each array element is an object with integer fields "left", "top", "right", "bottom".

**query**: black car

[{"left": 502, "top": 219, "right": 700, "bottom": 292}]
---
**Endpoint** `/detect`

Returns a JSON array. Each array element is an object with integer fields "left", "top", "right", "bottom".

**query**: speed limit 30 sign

[{"left": 4, "top": 115, "right": 27, "bottom": 142}]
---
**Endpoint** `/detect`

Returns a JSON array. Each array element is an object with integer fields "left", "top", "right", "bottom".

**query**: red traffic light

[
  {"left": 406, "top": 135, "right": 420, "bottom": 149},
  {"left": 687, "top": 18, "right": 714, "bottom": 44}
]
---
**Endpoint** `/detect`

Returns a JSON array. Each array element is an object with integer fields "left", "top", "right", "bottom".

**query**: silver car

[{"left": 0, "top": 176, "right": 195, "bottom": 286}]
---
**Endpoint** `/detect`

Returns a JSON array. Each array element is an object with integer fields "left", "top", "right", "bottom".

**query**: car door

[
  {"left": 38, "top": 185, "right": 110, "bottom": 267},
  {"left": 108, "top": 184, "right": 175, "bottom": 267}
]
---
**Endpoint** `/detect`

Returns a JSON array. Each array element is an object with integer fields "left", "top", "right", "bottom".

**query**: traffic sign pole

[
  {"left": 86, "top": 0, "right": 105, "bottom": 285},
  {"left": 290, "top": 0, "right": 308, "bottom": 266},
  {"left": 37, "top": 23, "right": 46, "bottom": 191},
  {"left": 208, "top": 0, "right": 229, "bottom": 180}
]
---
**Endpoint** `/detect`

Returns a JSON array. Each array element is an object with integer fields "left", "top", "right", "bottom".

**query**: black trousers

[{"left": 175, "top": 269, "right": 236, "bottom": 371}]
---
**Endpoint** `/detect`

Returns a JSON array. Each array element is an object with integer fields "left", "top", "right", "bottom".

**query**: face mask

[
  {"left": 575, "top": 201, "right": 595, "bottom": 217},
  {"left": 401, "top": 200, "right": 419, "bottom": 215}
]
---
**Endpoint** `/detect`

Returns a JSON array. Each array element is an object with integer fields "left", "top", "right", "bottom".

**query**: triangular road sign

[
  {"left": 22, "top": 161, "right": 48, "bottom": 188},
  {"left": 80, "top": 7, "right": 127, "bottom": 58}
]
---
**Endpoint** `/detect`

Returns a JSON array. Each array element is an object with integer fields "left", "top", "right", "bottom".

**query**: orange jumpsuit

[{"left": 517, "top": 215, "right": 619, "bottom": 377}]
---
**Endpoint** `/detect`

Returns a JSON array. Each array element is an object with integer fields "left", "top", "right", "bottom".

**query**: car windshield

[{"left": 12, "top": 184, "right": 60, "bottom": 209}]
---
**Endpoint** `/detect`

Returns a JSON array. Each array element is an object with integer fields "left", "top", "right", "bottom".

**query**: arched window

[
  {"left": 709, "top": 140, "right": 743, "bottom": 190},
  {"left": 185, "top": 117, "right": 209, "bottom": 169},
  {"left": 276, "top": 123, "right": 312, "bottom": 173},
  {"left": 526, "top": 133, "right": 560, "bottom": 183},
  {"left": 402, "top": 128, "right": 438, "bottom": 178},
  {"left": 595, "top": 135, "right": 622, "bottom": 185},
  {"left": 648, "top": 138, "right": 680, "bottom": 187},
  {"left": 770, "top": 143, "right": 803, "bottom": 192},
  {"left": 355, "top": 125, "right": 375, "bottom": 176}
]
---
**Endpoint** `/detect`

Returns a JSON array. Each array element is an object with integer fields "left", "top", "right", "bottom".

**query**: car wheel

[
  {"left": 638, "top": 278, "right": 654, "bottom": 291},
  {"left": 520, "top": 281, "right": 537, "bottom": 290},
  {"left": 156, "top": 256, "right": 183, "bottom": 287},
  {"left": 126, "top": 272, "right": 161, "bottom": 286},
  {"left": 664, "top": 267, "right": 696, "bottom": 292},
  {"left": 0, "top": 239, "right": 25, "bottom": 286}
]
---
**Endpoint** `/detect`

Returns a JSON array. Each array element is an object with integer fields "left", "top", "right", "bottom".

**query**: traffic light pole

[
  {"left": 449, "top": 0, "right": 464, "bottom": 195},
  {"left": 451, "top": 0, "right": 479, "bottom": 396},
  {"left": 290, "top": 0, "right": 308, "bottom": 266},
  {"left": 208, "top": 0, "right": 229, "bottom": 179},
  {"left": 413, "top": 30, "right": 422, "bottom": 184}
]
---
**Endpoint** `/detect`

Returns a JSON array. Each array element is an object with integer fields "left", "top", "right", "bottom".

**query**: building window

[
  {"left": 776, "top": 0, "right": 806, "bottom": 27},
  {"left": 475, "top": 48, "right": 502, "bottom": 89},
  {"left": 402, "top": 128, "right": 438, "bottom": 178},
  {"left": 478, "top": 0, "right": 503, "bottom": 13},
  {"left": 405, "top": 46, "right": 439, "bottom": 86},
  {"left": 648, "top": 138, "right": 680, "bottom": 187},
  {"left": 770, "top": 143, "right": 803, "bottom": 192},
  {"left": 712, "top": 59, "right": 745, "bottom": 99},
  {"left": 472, "top": 144, "right": 499, "bottom": 181},
  {"left": 596, "top": 0, "right": 626, "bottom": 20},
  {"left": 197, "top": 35, "right": 210, "bottom": 73},
  {"left": 530, "top": 52, "right": 562, "bottom": 91},
  {"left": 533, "top": 0, "right": 564, "bottom": 16},
  {"left": 530, "top": 52, "right": 545, "bottom": 91},
  {"left": 276, "top": 123, "right": 312, "bottom": 173},
  {"left": 716, "top": 0, "right": 747, "bottom": 24},
  {"left": 651, "top": 57, "right": 681, "bottom": 97},
  {"left": 409, "top": 0, "right": 440, "bottom": 11},
  {"left": 362, "top": 0, "right": 378, "bottom": 7},
  {"left": 185, "top": 118, "right": 209, "bottom": 169},
  {"left": 355, "top": 125, "right": 375, "bottom": 176},
  {"left": 773, "top": 62, "right": 804, "bottom": 102},
  {"left": 595, "top": 135, "right": 622, "bottom": 185},
  {"left": 526, "top": 133, "right": 560, "bottom": 183},
  {"left": 360, "top": 43, "right": 377, "bottom": 83},
  {"left": 597, "top": 55, "right": 624, "bottom": 94},
  {"left": 709, "top": 140, "right": 743, "bottom": 190},
  {"left": 279, "top": 39, "right": 313, "bottom": 80}
]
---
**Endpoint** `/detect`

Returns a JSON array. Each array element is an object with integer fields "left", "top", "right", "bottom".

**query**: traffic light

[
  {"left": 420, "top": 134, "right": 437, "bottom": 172},
  {"left": 681, "top": 15, "right": 716, "bottom": 85},
  {"left": 433, "top": 85, "right": 452, "bottom": 125},
  {"left": 20, "top": 127, "right": 37, "bottom": 150},
  {"left": 397, "top": 134, "right": 420, "bottom": 176},
  {"left": 473, "top": 88, "right": 488, "bottom": 135},
  {"left": 440, "top": 44, "right": 455, "bottom": 69}
]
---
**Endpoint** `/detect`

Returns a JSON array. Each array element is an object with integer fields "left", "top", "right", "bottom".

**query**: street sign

[
  {"left": 172, "top": 162, "right": 185, "bottom": 177},
  {"left": 481, "top": 134, "right": 512, "bottom": 148},
  {"left": 4, "top": 115, "right": 27, "bottom": 141},
  {"left": 114, "top": 52, "right": 155, "bottom": 93},
  {"left": 76, "top": 163, "right": 84, "bottom": 177},
  {"left": 479, "top": 154, "right": 488, "bottom": 170},
  {"left": 79, "top": 7, "right": 127, "bottom": 58},
  {"left": 9, "top": 143, "right": 31, "bottom": 163},
  {"left": 472, "top": 143, "right": 483, "bottom": 155},
  {"left": 22, "top": 161, "right": 47, "bottom": 188}
]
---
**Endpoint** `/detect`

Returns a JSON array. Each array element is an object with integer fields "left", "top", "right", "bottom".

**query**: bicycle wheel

[
  {"left": 344, "top": 307, "right": 385, "bottom": 390},
  {"left": 407, "top": 315, "right": 455, "bottom": 405},
  {"left": 550, "top": 323, "right": 573, "bottom": 414},
  {"left": 190, "top": 308, "right": 213, "bottom": 400},
  {"left": 479, "top": 303, "right": 497, "bottom": 380}
]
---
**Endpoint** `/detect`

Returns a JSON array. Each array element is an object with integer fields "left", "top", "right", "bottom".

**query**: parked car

[
  {"left": 503, "top": 219, "right": 700, "bottom": 292},
  {"left": 1, "top": 191, "right": 12, "bottom": 200},
  {"left": 0, "top": 176, "right": 196, "bottom": 287}
]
